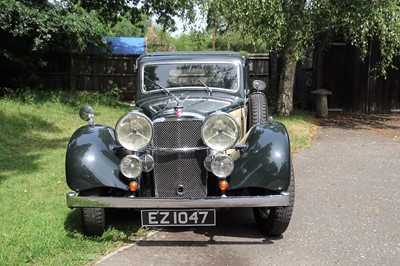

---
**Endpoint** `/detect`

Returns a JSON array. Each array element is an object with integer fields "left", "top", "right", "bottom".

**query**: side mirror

[
  {"left": 79, "top": 106, "right": 95, "bottom": 125},
  {"left": 252, "top": 80, "right": 266, "bottom": 91}
]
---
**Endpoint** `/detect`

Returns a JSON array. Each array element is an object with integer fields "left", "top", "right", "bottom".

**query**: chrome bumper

[{"left": 66, "top": 191, "right": 290, "bottom": 209}]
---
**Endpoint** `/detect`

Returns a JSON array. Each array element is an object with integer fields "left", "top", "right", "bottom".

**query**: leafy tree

[
  {"left": 69, "top": 0, "right": 198, "bottom": 30},
  {"left": 314, "top": 0, "right": 400, "bottom": 76},
  {"left": 214, "top": 29, "right": 270, "bottom": 53},
  {"left": 0, "top": 0, "right": 199, "bottom": 88},
  {"left": 209, "top": 0, "right": 312, "bottom": 116},
  {"left": 173, "top": 30, "right": 212, "bottom": 51},
  {"left": 0, "top": 0, "right": 106, "bottom": 87},
  {"left": 146, "top": 26, "right": 176, "bottom": 52},
  {"left": 107, "top": 13, "right": 149, "bottom": 37},
  {"left": 209, "top": 0, "right": 400, "bottom": 116}
]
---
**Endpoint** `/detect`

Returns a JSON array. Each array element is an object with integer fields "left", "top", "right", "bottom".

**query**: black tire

[
  {"left": 253, "top": 165, "right": 295, "bottom": 237},
  {"left": 82, "top": 207, "right": 106, "bottom": 237},
  {"left": 248, "top": 92, "right": 268, "bottom": 128}
]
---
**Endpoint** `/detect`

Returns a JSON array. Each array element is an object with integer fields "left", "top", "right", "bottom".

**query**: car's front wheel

[
  {"left": 82, "top": 207, "right": 106, "bottom": 237},
  {"left": 253, "top": 165, "right": 295, "bottom": 237}
]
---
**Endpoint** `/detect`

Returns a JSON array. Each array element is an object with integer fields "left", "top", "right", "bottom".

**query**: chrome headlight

[
  {"left": 116, "top": 111, "right": 153, "bottom": 151},
  {"left": 120, "top": 155, "right": 142, "bottom": 178},
  {"left": 201, "top": 112, "right": 240, "bottom": 151},
  {"left": 211, "top": 154, "right": 234, "bottom": 177}
]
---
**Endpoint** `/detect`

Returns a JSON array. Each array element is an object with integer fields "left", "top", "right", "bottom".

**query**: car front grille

[{"left": 152, "top": 120, "right": 207, "bottom": 198}]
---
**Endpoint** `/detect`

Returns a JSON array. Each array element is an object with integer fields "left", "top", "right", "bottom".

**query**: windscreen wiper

[
  {"left": 145, "top": 77, "right": 180, "bottom": 102},
  {"left": 186, "top": 75, "right": 213, "bottom": 96},
  {"left": 197, "top": 78, "right": 213, "bottom": 96}
]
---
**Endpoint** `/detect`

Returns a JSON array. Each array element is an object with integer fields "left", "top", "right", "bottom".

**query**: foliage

[
  {"left": 146, "top": 26, "right": 176, "bottom": 52},
  {"left": 0, "top": 0, "right": 106, "bottom": 87},
  {"left": 314, "top": 0, "right": 400, "bottom": 75},
  {"left": 204, "top": 0, "right": 313, "bottom": 116},
  {"left": 214, "top": 30, "right": 270, "bottom": 53},
  {"left": 0, "top": 0, "right": 106, "bottom": 54},
  {"left": 210, "top": 0, "right": 312, "bottom": 58},
  {"left": 211, "top": 0, "right": 400, "bottom": 69},
  {"left": 204, "top": 0, "right": 400, "bottom": 115},
  {"left": 107, "top": 12, "right": 149, "bottom": 37},
  {"left": 70, "top": 0, "right": 199, "bottom": 30},
  {"left": 1, "top": 86, "right": 126, "bottom": 108},
  {"left": 0, "top": 0, "right": 201, "bottom": 88},
  {"left": 173, "top": 30, "right": 213, "bottom": 51}
]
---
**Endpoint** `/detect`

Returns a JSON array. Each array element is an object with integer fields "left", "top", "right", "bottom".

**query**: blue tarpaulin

[{"left": 105, "top": 37, "right": 146, "bottom": 55}]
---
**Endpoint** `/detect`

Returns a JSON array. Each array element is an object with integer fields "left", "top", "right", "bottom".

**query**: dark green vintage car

[{"left": 66, "top": 52, "right": 294, "bottom": 237}]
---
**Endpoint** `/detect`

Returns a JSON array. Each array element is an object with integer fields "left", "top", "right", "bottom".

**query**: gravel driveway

[{"left": 96, "top": 114, "right": 400, "bottom": 266}]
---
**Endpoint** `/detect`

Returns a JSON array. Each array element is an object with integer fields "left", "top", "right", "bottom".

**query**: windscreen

[{"left": 143, "top": 63, "right": 238, "bottom": 91}]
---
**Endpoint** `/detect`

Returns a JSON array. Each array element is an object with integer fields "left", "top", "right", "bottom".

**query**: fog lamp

[
  {"left": 211, "top": 154, "right": 234, "bottom": 177},
  {"left": 120, "top": 155, "right": 142, "bottom": 178}
]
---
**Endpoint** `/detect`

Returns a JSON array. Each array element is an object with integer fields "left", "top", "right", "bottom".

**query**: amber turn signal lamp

[
  {"left": 129, "top": 181, "right": 139, "bottom": 192},
  {"left": 219, "top": 180, "right": 229, "bottom": 191}
]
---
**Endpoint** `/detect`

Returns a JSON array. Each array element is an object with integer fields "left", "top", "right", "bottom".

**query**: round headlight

[
  {"left": 211, "top": 154, "right": 234, "bottom": 177},
  {"left": 116, "top": 111, "right": 153, "bottom": 151},
  {"left": 201, "top": 113, "right": 240, "bottom": 151},
  {"left": 120, "top": 155, "right": 142, "bottom": 178}
]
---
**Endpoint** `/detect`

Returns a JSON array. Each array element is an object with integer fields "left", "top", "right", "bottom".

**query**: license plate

[{"left": 141, "top": 209, "right": 216, "bottom": 226}]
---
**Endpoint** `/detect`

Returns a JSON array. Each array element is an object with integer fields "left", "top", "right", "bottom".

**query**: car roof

[{"left": 138, "top": 51, "right": 245, "bottom": 63}]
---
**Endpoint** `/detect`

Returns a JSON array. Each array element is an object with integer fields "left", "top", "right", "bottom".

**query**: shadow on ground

[
  {"left": 317, "top": 113, "right": 400, "bottom": 130},
  {"left": 0, "top": 110, "right": 68, "bottom": 183},
  {"left": 64, "top": 208, "right": 277, "bottom": 245},
  {"left": 135, "top": 208, "right": 277, "bottom": 247},
  {"left": 64, "top": 208, "right": 143, "bottom": 241}
]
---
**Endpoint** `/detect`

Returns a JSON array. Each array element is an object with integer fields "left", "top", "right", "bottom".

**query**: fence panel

[
  {"left": 70, "top": 54, "right": 138, "bottom": 98},
  {"left": 36, "top": 53, "right": 275, "bottom": 103},
  {"left": 36, "top": 54, "right": 139, "bottom": 99},
  {"left": 248, "top": 54, "right": 270, "bottom": 85}
]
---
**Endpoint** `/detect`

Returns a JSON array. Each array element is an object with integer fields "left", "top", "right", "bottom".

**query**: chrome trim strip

[
  {"left": 140, "top": 60, "right": 242, "bottom": 95},
  {"left": 145, "top": 146, "right": 209, "bottom": 152},
  {"left": 66, "top": 192, "right": 290, "bottom": 208}
]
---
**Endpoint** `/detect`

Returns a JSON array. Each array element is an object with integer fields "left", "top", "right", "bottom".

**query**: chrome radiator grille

[{"left": 152, "top": 120, "right": 207, "bottom": 198}]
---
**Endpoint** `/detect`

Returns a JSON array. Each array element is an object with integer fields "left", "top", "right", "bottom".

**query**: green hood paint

[{"left": 136, "top": 93, "right": 244, "bottom": 119}]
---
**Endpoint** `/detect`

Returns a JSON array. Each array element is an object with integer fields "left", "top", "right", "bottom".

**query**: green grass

[
  {"left": 276, "top": 110, "right": 317, "bottom": 153},
  {"left": 0, "top": 92, "right": 147, "bottom": 265},
  {"left": 0, "top": 91, "right": 315, "bottom": 265}
]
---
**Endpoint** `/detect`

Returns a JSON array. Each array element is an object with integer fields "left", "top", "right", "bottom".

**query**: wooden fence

[
  {"left": 248, "top": 53, "right": 270, "bottom": 85},
  {"left": 36, "top": 53, "right": 272, "bottom": 101},
  {"left": 37, "top": 54, "right": 140, "bottom": 99},
  {"left": 33, "top": 48, "right": 400, "bottom": 113},
  {"left": 316, "top": 42, "right": 400, "bottom": 113}
]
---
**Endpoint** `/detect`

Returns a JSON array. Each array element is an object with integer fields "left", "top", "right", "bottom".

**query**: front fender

[
  {"left": 229, "top": 122, "right": 291, "bottom": 191},
  {"left": 65, "top": 125, "right": 127, "bottom": 192}
]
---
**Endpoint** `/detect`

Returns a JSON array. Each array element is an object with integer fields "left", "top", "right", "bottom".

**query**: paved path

[{"left": 96, "top": 115, "right": 400, "bottom": 266}]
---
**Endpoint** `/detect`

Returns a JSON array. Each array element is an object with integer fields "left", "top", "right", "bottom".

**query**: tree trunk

[{"left": 276, "top": 50, "right": 297, "bottom": 116}]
